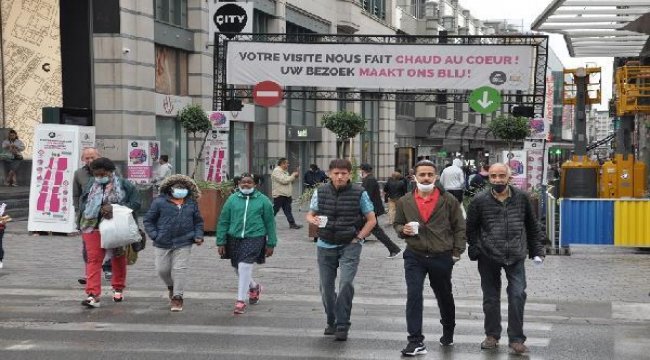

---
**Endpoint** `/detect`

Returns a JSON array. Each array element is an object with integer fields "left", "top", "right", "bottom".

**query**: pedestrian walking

[
  {"left": 73, "top": 147, "right": 112, "bottom": 285},
  {"left": 306, "top": 159, "right": 377, "bottom": 341},
  {"left": 78, "top": 157, "right": 140, "bottom": 308},
  {"left": 152, "top": 155, "right": 173, "bottom": 189},
  {"left": 304, "top": 164, "right": 327, "bottom": 188},
  {"left": 465, "top": 163, "right": 545, "bottom": 355},
  {"left": 393, "top": 160, "right": 466, "bottom": 356},
  {"left": 2, "top": 129, "right": 25, "bottom": 187},
  {"left": 271, "top": 158, "right": 302, "bottom": 229},
  {"left": 217, "top": 173, "right": 277, "bottom": 315},
  {"left": 144, "top": 174, "right": 204, "bottom": 312},
  {"left": 360, "top": 163, "right": 402, "bottom": 258},
  {"left": 384, "top": 170, "right": 408, "bottom": 224},
  {"left": 439, "top": 158, "right": 465, "bottom": 204}
]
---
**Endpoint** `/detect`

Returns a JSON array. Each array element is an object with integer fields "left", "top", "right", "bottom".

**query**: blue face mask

[
  {"left": 239, "top": 187, "right": 254, "bottom": 195},
  {"left": 95, "top": 176, "right": 110, "bottom": 185},
  {"left": 172, "top": 188, "right": 189, "bottom": 199}
]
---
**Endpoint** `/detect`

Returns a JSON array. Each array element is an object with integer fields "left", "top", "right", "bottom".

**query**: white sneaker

[
  {"left": 0, "top": 261, "right": 3, "bottom": 269},
  {"left": 81, "top": 295, "right": 100, "bottom": 308}
]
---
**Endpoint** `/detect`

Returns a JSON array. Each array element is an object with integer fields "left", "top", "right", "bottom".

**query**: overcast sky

[{"left": 460, "top": 0, "right": 614, "bottom": 110}]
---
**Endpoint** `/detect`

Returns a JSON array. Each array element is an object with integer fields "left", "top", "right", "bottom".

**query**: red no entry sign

[{"left": 253, "top": 80, "right": 283, "bottom": 107}]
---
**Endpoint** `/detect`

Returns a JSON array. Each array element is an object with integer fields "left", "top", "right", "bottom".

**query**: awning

[{"left": 531, "top": 1, "right": 650, "bottom": 57}]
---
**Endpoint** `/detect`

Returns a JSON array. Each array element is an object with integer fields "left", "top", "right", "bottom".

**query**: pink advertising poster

[
  {"left": 526, "top": 150, "right": 545, "bottom": 191},
  {"left": 503, "top": 150, "right": 528, "bottom": 190},
  {"left": 28, "top": 124, "right": 95, "bottom": 233},
  {"left": 204, "top": 131, "right": 229, "bottom": 182},
  {"left": 128, "top": 140, "right": 152, "bottom": 184}
]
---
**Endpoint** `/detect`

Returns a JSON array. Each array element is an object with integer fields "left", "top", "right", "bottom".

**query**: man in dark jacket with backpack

[{"left": 466, "top": 163, "right": 545, "bottom": 355}]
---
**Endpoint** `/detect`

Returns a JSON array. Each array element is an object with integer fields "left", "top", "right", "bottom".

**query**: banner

[
  {"left": 526, "top": 150, "right": 544, "bottom": 191},
  {"left": 127, "top": 140, "right": 156, "bottom": 184},
  {"left": 28, "top": 125, "right": 96, "bottom": 233},
  {"left": 227, "top": 42, "right": 535, "bottom": 90},
  {"left": 503, "top": 150, "right": 527, "bottom": 190},
  {"left": 204, "top": 131, "right": 229, "bottom": 182}
]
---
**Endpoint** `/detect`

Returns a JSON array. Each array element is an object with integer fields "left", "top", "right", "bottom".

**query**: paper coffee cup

[
  {"left": 408, "top": 221, "right": 419, "bottom": 235},
  {"left": 318, "top": 215, "right": 328, "bottom": 228}
]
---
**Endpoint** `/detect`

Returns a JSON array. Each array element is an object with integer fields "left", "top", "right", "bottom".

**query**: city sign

[{"left": 209, "top": 1, "right": 253, "bottom": 39}]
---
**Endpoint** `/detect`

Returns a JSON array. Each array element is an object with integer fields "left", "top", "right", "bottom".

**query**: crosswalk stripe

[
  {"left": 0, "top": 303, "right": 554, "bottom": 332},
  {"left": 0, "top": 287, "right": 557, "bottom": 312},
  {"left": 0, "top": 321, "right": 551, "bottom": 347},
  {"left": 0, "top": 339, "right": 548, "bottom": 360}
]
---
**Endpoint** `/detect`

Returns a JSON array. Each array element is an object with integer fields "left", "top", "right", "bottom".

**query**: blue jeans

[
  {"left": 478, "top": 256, "right": 527, "bottom": 344},
  {"left": 404, "top": 249, "right": 456, "bottom": 343},
  {"left": 317, "top": 242, "right": 362, "bottom": 329}
]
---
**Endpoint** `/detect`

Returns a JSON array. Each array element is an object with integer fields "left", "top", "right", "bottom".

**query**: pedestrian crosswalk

[{"left": 0, "top": 286, "right": 557, "bottom": 359}]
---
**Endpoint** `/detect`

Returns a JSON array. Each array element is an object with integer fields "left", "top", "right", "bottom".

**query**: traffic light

[
  {"left": 222, "top": 99, "right": 243, "bottom": 111},
  {"left": 511, "top": 105, "right": 534, "bottom": 118},
  {"left": 554, "top": 148, "right": 562, "bottom": 155}
]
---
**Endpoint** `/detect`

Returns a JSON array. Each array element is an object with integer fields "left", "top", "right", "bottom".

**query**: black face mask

[{"left": 492, "top": 183, "right": 507, "bottom": 193}]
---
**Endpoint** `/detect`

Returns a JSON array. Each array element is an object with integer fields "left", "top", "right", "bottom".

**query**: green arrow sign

[{"left": 469, "top": 86, "right": 501, "bottom": 114}]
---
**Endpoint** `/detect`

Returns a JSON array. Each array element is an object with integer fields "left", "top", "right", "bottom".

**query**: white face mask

[
  {"left": 416, "top": 181, "right": 435, "bottom": 193},
  {"left": 239, "top": 187, "right": 254, "bottom": 195}
]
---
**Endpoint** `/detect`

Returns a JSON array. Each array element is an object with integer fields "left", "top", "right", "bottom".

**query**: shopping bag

[{"left": 99, "top": 204, "right": 141, "bottom": 249}]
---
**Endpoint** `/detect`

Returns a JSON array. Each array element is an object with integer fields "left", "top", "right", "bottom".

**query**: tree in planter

[
  {"left": 488, "top": 114, "right": 531, "bottom": 151},
  {"left": 178, "top": 104, "right": 212, "bottom": 179},
  {"left": 321, "top": 111, "right": 366, "bottom": 160}
]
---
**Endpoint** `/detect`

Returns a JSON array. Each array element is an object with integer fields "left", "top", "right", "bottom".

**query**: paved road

[{"left": 1, "top": 215, "right": 649, "bottom": 359}]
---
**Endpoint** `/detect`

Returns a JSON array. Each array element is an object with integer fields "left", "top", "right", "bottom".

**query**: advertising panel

[
  {"left": 127, "top": 140, "right": 155, "bottom": 184},
  {"left": 227, "top": 42, "right": 535, "bottom": 91},
  {"left": 204, "top": 131, "right": 229, "bottom": 182},
  {"left": 28, "top": 125, "right": 96, "bottom": 233},
  {"left": 503, "top": 150, "right": 528, "bottom": 190}
]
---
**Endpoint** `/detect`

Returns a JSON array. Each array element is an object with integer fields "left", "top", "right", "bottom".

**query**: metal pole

[{"left": 573, "top": 74, "right": 587, "bottom": 156}]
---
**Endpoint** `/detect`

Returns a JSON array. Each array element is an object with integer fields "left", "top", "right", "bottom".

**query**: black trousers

[
  {"left": 273, "top": 196, "right": 296, "bottom": 225},
  {"left": 371, "top": 221, "right": 401, "bottom": 254},
  {"left": 404, "top": 249, "right": 455, "bottom": 343}
]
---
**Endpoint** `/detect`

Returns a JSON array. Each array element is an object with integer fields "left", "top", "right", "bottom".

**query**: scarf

[{"left": 80, "top": 175, "right": 125, "bottom": 232}]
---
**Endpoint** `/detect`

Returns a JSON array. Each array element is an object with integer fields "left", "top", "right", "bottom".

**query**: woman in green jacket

[{"left": 216, "top": 173, "right": 277, "bottom": 314}]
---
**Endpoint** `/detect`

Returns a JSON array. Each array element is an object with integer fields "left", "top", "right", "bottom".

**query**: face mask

[
  {"left": 416, "top": 181, "right": 435, "bottom": 193},
  {"left": 239, "top": 187, "right": 254, "bottom": 195},
  {"left": 95, "top": 176, "right": 110, "bottom": 185},
  {"left": 172, "top": 188, "right": 189, "bottom": 199},
  {"left": 492, "top": 183, "right": 508, "bottom": 193}
]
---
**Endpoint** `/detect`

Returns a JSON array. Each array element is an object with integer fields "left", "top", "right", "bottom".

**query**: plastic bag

[{"left": 99, "top": 204, "right": 141, "bottom": 249}]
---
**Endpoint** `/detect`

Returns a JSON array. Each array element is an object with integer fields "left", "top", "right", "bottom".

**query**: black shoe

[
  {"left": 77, "top": 278, "right": 87, "bottom": 285},
  {"left": 324, "top": 324, "right": 336, "bottom": 335},
  {"left": 290, "top": 224, "right": 303, "bottom": 229},
  {"left": 439, "top": 332, "right": 454, "bottom": 346},
  {"left": 334, "top": 327, "right": 348, "bottom": 341},
  {"left": 401, "top": 342, "right": 427, "bottom": 356}
]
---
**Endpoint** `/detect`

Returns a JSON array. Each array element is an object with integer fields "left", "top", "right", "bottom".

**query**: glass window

[
  {"left": 362, "top": 0, "right": 386, "bottom": 20},
  {"left": 361, "top": 93, "right": 380, "bottom": 167},
  {"left": 156, "top": 116, "right": 183, "bottom": 172},
  {"left": 155, "top": 45, "right": 189, "bottom": 95},
  {"left": 154, "top": 0, "right": 187, "bottom": 27},
  {"left": 232, "top": 122, "right": 251, "bottom": 176}
]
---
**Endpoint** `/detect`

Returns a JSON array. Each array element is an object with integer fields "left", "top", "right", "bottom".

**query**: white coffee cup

[
  {"left": 317, "top": 215, "right": 328, "bottom": 228},
  {"left": 407, "top": 221, "right": 419, "bottom": 235}
]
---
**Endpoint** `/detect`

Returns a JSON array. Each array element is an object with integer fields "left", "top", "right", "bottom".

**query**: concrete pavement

[{"left": 0, "top": 214, "right": 649, "bottom": 359}]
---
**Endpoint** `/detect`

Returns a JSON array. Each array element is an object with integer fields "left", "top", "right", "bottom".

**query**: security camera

[{"left": 122, "top": 48, "right": 131, "bottom": 54}]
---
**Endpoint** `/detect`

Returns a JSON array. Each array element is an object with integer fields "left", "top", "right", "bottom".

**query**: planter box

[{"left": 198, "top": 188, "right": 228, "bottom": 233}]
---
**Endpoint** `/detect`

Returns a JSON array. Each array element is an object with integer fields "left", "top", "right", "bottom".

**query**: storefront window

[
  {"left": 361, "top": 93, "right": 380, "bottom": 167},
  {"left": 232, "top": 122, "right": 251, "bottom": 176},
  {"left": 156, "top": 116, "right": 185, "bottom": 173},
  {"left": 155, "top": 45, "right": 188, "bottom": 95}
]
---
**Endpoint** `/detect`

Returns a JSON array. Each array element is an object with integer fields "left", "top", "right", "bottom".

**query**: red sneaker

[{"left": 234, "top": 300, "right": 247, "bottom": 314}]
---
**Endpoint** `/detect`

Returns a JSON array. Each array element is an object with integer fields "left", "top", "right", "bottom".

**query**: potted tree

[
  {"left": 487, "top": 114, "right": 531, "bottom": 151},
  {"left": 178, "top": 104, "right": 231, "bottom": 232}
]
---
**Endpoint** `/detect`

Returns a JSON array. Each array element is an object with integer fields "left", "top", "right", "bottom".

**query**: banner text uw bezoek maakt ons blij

[{"left": 226, "top": 42, "right": 535, "bottom": 91}]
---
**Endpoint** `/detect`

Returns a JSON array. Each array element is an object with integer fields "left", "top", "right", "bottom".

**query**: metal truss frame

[{"left": 213, "top": 33, "right": 549, "bottom": 117}]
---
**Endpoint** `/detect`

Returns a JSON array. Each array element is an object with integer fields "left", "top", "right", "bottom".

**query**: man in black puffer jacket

[{"left": 466, "top": 163, "right": 545, "bottom": 355}]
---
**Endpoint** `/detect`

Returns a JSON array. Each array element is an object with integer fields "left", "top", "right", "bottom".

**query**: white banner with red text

[{"left": 226, "top": 41, "right": 535, "bottom": 91}]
